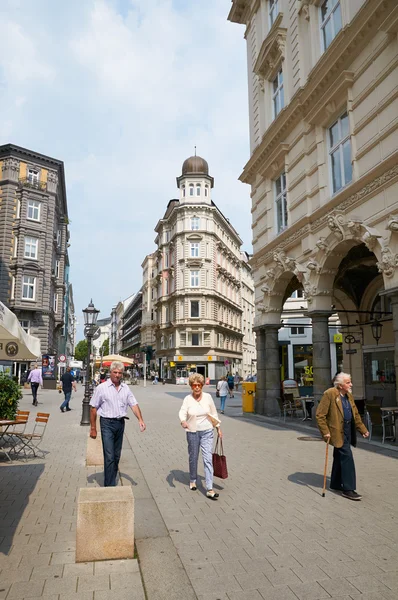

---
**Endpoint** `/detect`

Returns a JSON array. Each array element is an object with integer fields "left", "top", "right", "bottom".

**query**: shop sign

[
  {"left": 333, "top": 334, "right": 343, "bottom": 344},
  {"left": 208, "top": 356, "right": 213, "bottom": 361},
  {"left": 346, "top": 349, "right": 357, "bottom": 354},
  {"left": 170, "top": 361, "right": 175, "bottom": 367},
  {"left": 177, "top": 356, "right": 183, "bottom": 361}
]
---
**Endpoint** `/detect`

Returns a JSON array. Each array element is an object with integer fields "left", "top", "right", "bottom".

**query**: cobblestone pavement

[
  {"left": 125, "top": 383, "right": 398, "bottom": 600},
  {"left": 1, "top": 382, "right": 397, "bottom": 600}
]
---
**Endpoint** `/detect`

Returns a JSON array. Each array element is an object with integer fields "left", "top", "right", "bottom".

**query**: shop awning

[{"left": 0, "top": 301, "right": 41, "bottom": 361}]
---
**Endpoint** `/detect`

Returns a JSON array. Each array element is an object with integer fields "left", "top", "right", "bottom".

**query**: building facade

[
  {"left": 229, "top": 0, "right": 398, "bottom": 414},
  {"left": 240, "top": 252, "right": 257, "bottom": 377},
  {"left": 140, "top": 253, "right": 157, "bottom": 373},
  {"left": 120, "top": 292, "right": 142, "bottom": 357},
  {"left": 150, "top": 155, "right": 255, "bottom": 383},
  {"left": 110, "top": 295, "right": 134, "bottom": 354},
  {"left": 0, "top": 144, "right": 72, "bottom": 369},
  {"left": 93, "top": 317, "right": 111, "bottom": 358}
]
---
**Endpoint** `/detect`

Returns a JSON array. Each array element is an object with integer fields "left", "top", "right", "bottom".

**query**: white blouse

[{"left": 178, "top": 392, "right": 220, "bottom": 432}]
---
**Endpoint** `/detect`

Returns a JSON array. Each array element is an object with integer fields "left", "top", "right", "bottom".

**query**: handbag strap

[{"left": 214, "top": 431, "right": 224, "bottom": 456}]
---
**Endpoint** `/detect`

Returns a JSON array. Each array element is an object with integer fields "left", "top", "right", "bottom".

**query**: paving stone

[
  {"left": 347, "top": 573, "right": 392, "bottom": 594},
  {"left": 7, "top": 580, "right": 45, "bottom": 599},
  {"left": 44, "top": 575, "right": 78, "bottom": 595},
  {"left": 266, "top": 567, "right": 303, "bottom": 587},
  {"left": 95, "top": 588, "right": 145, "bottom": 600},
  {"left": 110, "top": 571, "right": 143, "bottom": 590},
  {"left": 227, "top": 590, "right": 264, "bottom": 600},
  {"left": 0, "top": 567, "right": 32, "bottom": 585},
  {"left": 257, "top": 585, "right": 300, "bottom": 600},
  {"left": 235, "top": 571, "right": 272, "bottom": 590},
  {"left": 78, "top": 574, "right": 110, "bottom": 592},
  {"left": 190, "top": 574, "right": 242, "bottom": 594},
  {"left": 288, "top": 580, "right": 332, "bottom": 600},
  {"left": 63, "top": 562, "right": 95, "bottom": 577},
  {"left": 50, "top": 551, "right": 76, "bottom": 565},
  {"left": 318, "top": 577, "right": 359, "bottom": 596},
  {"left": 293, "top": 565, "right": 330, "bottom": 583},
  {"left": 94, "top": 559, "right": 139, "bottom": 575}
]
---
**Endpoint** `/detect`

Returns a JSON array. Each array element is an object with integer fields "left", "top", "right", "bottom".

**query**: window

[
  {"left": 290, "top": 289, "right": 304, "bottom": 299},
  {"left": 165, "top": 278, "right": 169, "bottom": 295},
  {"left": 190, "top": 300, "right": 200, "bottom": 318},
  {"left": 55, "top": 260, "right": 60, "bottom": 279},
  {"left": 189, "top": 184, "right": 194, "bottom": 196},
  {"left": 53, "top": 293, "right": 58, "bottom": 313},
  {"left": 182, "top": 185, "right": 186, "bottom": 197},
  {"left": 165, "top": 231, "right": 170, "bottom": 242},
  {"left": 272, "top": 68, "right": 284, "bottom": 118},
  {"left": 329, "top": 112, "right": 352, "bottom": 193},
  {"left": 19, "top": 320, "right": 30, "bottom": 333},
  {"left": 164, "top": 252, "right": 169, "bottom": 268},
  {"left": 11, "top": 276, "right": 15, "bottom": 300},
  {"left": 191, "top": 333, "right": 199, "bottom": 346},
  {"left": 169, "top": 334, "right": 174, "bottom": 348},
  {"left": 24, "top": 236, "right": 38, "bottom": 260},
  {"left": 27, "top": 200, "right": 41, "bottom": 221},
  {"left": 190, "top": 270, "right": 199, "bottom": 287},
  {"left": 57, "top": 230, "right": 61, "bottom": 247},
  {"left": 22, "top": 275, "right": 36, "bottom": 300},
  {"left": 190, "top": 243, "right": 199, "bottom": 258},
  {"left": 13, "top": 236, "right": 18, "bottom": 258},
  {"left": 275, "top": 172, "right": 287, "bottom": 232},
  {"left": 16, "top": 199, "right": 21, "bottom": 219},
  {"left": 196, "top": 184, "right": 201, "bottom": 196},
  {"left": 191, "top": 217, "right": 200, "bottom": 230},
  {"left": 27, "top": 169, "right": 39, "bottom": 184},
  {"left": 291, "top": 326, "right": 305, "bottom": 335},
  {"left": 269, "top": 0, "right": 279, "bottom": 27},
  {"left": 205, "top": 185, "right": 208, "bottom": 197},
  {"left": 320, "top": 0, "right": 342, "bottom": 51}
]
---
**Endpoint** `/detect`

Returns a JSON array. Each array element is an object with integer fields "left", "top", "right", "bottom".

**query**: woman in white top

[
  {"left": 216, "top": 376, "right": 229, "bottom": 414},
  {"left": 179, "top": 373, "right": 223, "bottom": 500}
]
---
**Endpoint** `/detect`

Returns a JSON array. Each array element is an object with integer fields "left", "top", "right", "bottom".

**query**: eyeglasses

[{"left": 192, "top": 384, "right": 203, "bottom": 388}]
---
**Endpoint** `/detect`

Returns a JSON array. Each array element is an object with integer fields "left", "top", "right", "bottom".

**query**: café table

[
  {"left": 380, "top": 407, "right": 398, "bottom": 442},
  {"left": 0, "top": 419, "right": 24, "bottom": 461}
]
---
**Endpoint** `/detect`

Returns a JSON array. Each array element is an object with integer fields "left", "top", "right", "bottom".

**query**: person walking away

[
  {"left": 227, "top": 372, "right": 234, "bottom": 398},
  {"left": 27, "top": 364, "right": 43, "bottom": 406},
  {"left": 216, "top": 376, "right": 229, "bottom": 414},
  {"left": 89, "top": 361, "right": 146, "bottom": 486},
  {"left": 60, "top": 367, "right": 77, "bottom": 412},
  {"left": 179, "top": 373, "right": 222, "bottom": 500},
  {"left": 234, "top": 372, "right": 240, "bottom": 392},
  {"left": 316, "top": 372, "right": 369, "bottom": 501}
]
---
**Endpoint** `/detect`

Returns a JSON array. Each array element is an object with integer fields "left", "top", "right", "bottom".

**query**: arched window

[
  {"left": 182, "top": 185, "right": 186, "bottom": 197},
  {"left": 189, "top": 184, "right": 194, "bottom": 196},
  {"left": 205, "top": 185, "right": 208, "bottom": 197},
  {"left": 196, "top": 184, "right": 201, "bottom": 196}
]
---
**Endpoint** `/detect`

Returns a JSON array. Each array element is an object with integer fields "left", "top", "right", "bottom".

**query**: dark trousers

[
  {"left": 100, "top": 417, "right": 125, "bottom": 487},
  {"left": 31, "top": 382, "right": 39, "bottom": 404},
  {"left": 331, "top": 421, "right": 356, "bottom": 491}
]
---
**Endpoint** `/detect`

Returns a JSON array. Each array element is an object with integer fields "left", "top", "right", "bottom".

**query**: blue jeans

[
  {"left": 220, "top": 395, "right": 227, "bottom": 412},
  {"left": 186, "top": 429, "right": 214, "bottom": 490},
  {"left": 31, "top": 383, "right": 39, "bottom": 403},
  {"left": 100, "top": 417, "right": 125, "bottom": 487},
  {"left": 60, "top": 391, "right": 71, "bottom": 410}
]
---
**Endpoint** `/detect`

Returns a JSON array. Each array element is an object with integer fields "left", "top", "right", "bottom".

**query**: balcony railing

[{"left": 18, "top": 177, "right": 47, "bottom": 192}]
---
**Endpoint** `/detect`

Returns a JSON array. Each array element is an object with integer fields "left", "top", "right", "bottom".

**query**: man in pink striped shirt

[{"left": 89, "top": 361, "right": 146, "bottom": 486}]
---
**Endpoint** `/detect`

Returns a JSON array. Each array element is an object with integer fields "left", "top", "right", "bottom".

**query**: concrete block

[
  {"left": 86, "top": 430, "right": 104, "bottom": 466},
  {"left": 76, "top": 487, "right": 134, "bottom": 563}
]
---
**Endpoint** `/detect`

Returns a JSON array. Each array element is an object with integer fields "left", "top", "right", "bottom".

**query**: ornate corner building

[
  {"left": 142, "top": 155, "right": 256, "bottom": 383},
  {"left": 0, "top": 144, "right": 74, "bottom": 374},
  {"left": 228, "top": 0, "right": 398, "bottom": 414}
]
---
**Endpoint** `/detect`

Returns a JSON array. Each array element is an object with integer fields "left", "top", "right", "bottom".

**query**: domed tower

[{"left": 176, "top": 153, "right": 214, "bottom": 205}]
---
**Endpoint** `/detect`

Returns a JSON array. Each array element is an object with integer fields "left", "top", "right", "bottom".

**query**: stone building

[
  {"left": 0, "top": 143, "right": 73, "bottom": 370},
  {"left": 140, "top": 253, "right": 157, "bottom": 372},
  {"left": 228, "top": 0, "right": 398, "bottom": 414},
  {"left": 120, "top": 292, "right": 143, "bottom": 357},
  {"left": 241, "top": 251, "right": 257, "bottom": 377},
  {"left": 110, "top": 295, "right": 134, "bottom": 354},
  {"left": 149, "top": 155, "right": 256, "bottom": 383}
]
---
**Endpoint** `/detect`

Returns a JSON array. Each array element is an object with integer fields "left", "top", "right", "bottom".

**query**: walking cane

[{"left": 322, "top": 438, "right": 330, "bottom": 497}]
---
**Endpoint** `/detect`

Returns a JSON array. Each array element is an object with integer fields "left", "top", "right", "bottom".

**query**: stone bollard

[{"left": 76, "top": 487, "right": 134, "bottom": 562}]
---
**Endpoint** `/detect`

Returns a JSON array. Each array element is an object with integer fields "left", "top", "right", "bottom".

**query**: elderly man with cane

[{"left": 316, "top": 372, "right": 369, "bottom": 501}]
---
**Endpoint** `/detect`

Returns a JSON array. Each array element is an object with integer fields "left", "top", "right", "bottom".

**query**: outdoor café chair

[
  {"left": 13, "top": 413, "right": 50, "bottom": 459},
  {"left": 365, "top": 404, "right": 394, "bottom": 444}
]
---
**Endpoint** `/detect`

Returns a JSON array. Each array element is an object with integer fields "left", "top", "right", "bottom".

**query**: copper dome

[{"left": 182, "top": 155, "right": 209, "bottom": 176}]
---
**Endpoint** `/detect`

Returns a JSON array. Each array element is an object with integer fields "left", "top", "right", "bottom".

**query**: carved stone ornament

[
  {"left": 327, "top": 213, "right": 346, "bottom": 240},
  {"left": 47, "top": 171, "right": 58, "bottom": 184},
  {"left": 273, "top": 250, "right": 296, "bottom": 272},
  {"left": 387, "top": 215, "right": 398, "bottom": 232},
  {"left": 298, "top": 1, "right": 310, "bottom": 21},
  {"left": 346, "top": 219, "right": 363, "bottom": 239},
  {"left": 306, "top": 259, "right": 321, "bottom": 274},
  {"left": 2, "top": 157, "right": 19, "bottom": 172},
  {"left": 316, "top": 237, "right": 328, "bottom": 251},
  {"left": 377, "top": 247, "right": 398, "bottom": 278},
  {"left": 362, "top": 231, "right": 378, "bottom": 252}
]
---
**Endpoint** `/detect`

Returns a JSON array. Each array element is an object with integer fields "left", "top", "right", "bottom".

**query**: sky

[{"left": 0, "top": 0, "right": 251, "bottom": 341}]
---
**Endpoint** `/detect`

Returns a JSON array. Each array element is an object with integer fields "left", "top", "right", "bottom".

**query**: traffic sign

[{"left": 59, "top": 354, "right": 66, "bottom": 362}]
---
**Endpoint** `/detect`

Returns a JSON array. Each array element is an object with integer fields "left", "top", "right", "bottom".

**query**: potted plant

[{"left": 0, "top": 373, "right": 22, "bottom": 420}]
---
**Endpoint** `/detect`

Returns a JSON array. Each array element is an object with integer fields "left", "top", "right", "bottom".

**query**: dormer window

[
  {"left": 189, "top": 184, "right": 194, "bottom": 196},
  {"left": 196, "top": 184, "right": 201, "bottom": 196}
]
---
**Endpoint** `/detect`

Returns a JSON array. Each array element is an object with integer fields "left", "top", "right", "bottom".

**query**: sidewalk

[{"left": 1, "top": 383, "right": 398, "bottom": 600}]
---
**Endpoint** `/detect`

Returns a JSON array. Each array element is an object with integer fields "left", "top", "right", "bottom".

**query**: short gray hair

[
  {"left": 334, "top": 372, "right": 351, "bottom": 388},
  {"left": 110, "top": 361, "right": 125, "bottom": 372}
]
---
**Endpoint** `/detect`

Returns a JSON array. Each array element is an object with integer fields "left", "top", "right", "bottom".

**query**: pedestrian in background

[
  {"left": 234, "top": 372, "right": 240, "bottom": 391},
  {"left": 316, "top": 372, "right": 369, "bottom": 501},
  {"left": 27, "top": 364, "right": 43, "bottom": 406},
  {"left": 179, "top": 373, "right": 222, "bottom": 500},
  {"left": 89, "top": 361, "right": 146, "bottom": 486},
  {"left": 60, "top": 367, "right": 77, "bottom": 412},
  {"left": 216, "top": 375, "right": 229, "bottom": 414},
  {"left": 227, "top": 372, "right": 234, "bottom": 398}
]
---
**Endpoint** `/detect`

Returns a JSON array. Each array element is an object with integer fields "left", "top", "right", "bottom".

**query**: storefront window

[
  {"left": 293, "top": 344, "right": 313, "bottom": 386},
  {"left": 364, "top": 351, "right": 395, "bottom": 385}
]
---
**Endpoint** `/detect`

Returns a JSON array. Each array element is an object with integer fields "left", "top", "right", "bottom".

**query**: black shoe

[
  {"left": 342, "top": 490, "right": 362, "bottom": 501},
  {"left": 66, "top": 407, "right": 72, "bottom": 411},
  {"left": 60, "top": 407, "right": 65, "bottom": 413},
  {"left": 206, "top": 491, "right": 219, "bottom": 500}
]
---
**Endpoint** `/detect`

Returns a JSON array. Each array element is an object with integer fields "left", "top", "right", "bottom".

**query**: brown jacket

[{"left": 316, "top": 387, "right": 368, "bottom": 448}]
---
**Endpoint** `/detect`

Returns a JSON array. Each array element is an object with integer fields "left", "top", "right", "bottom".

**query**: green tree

[
  {"left": 100, "top": 337, "right": 109, "bottom": 356},
  {"left": 74, "top": 339, "right": 88, "bottom": 362}
]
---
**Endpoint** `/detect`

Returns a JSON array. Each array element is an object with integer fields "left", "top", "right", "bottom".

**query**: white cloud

[{"left": 0, "top": 0, "right": 251, "bottom": 337}]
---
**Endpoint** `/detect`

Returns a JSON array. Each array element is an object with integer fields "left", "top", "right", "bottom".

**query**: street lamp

[
  {"left": 371, "top": 319, "right": 382, "bottom": 345},
  {"left": 81, "top": 299, "right": 100, "bottom": 426}
]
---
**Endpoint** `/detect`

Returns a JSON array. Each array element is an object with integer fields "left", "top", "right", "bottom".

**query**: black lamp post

[
  {"left": 81, "top": 299, "right": 100, "bottom": 426},
  {"left": 371, "top": 319, "right": 382, "bottom": 345}
]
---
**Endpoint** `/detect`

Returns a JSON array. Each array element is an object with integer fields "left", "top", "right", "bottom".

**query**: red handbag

[{"left": 212, "top": 433, "right": 228, "bottom": 479}]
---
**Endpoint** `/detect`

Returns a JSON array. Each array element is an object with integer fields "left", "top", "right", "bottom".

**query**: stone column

[
  {"left": 264, "top": 325, "right": 281, "bottom": 417},
  {"left": 310, "top": 312, "right": 332, "bottom": 406},
  {"left": 255, "top": 328, "right": 266, "bottom": 415},
  {"left": 383, "top": 288, "right": 398, "bottom": 406}
]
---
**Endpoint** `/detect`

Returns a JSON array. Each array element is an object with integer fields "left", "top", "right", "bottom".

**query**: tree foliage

[
  {"left": 0, "top": 373, "right": 22, "bottom": 419},
  {"left": 74, "top": 339, "right": 88, "bottom": 362},
  {"left": 100, "top": 337, "right": 109, "bottom": 356}
]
